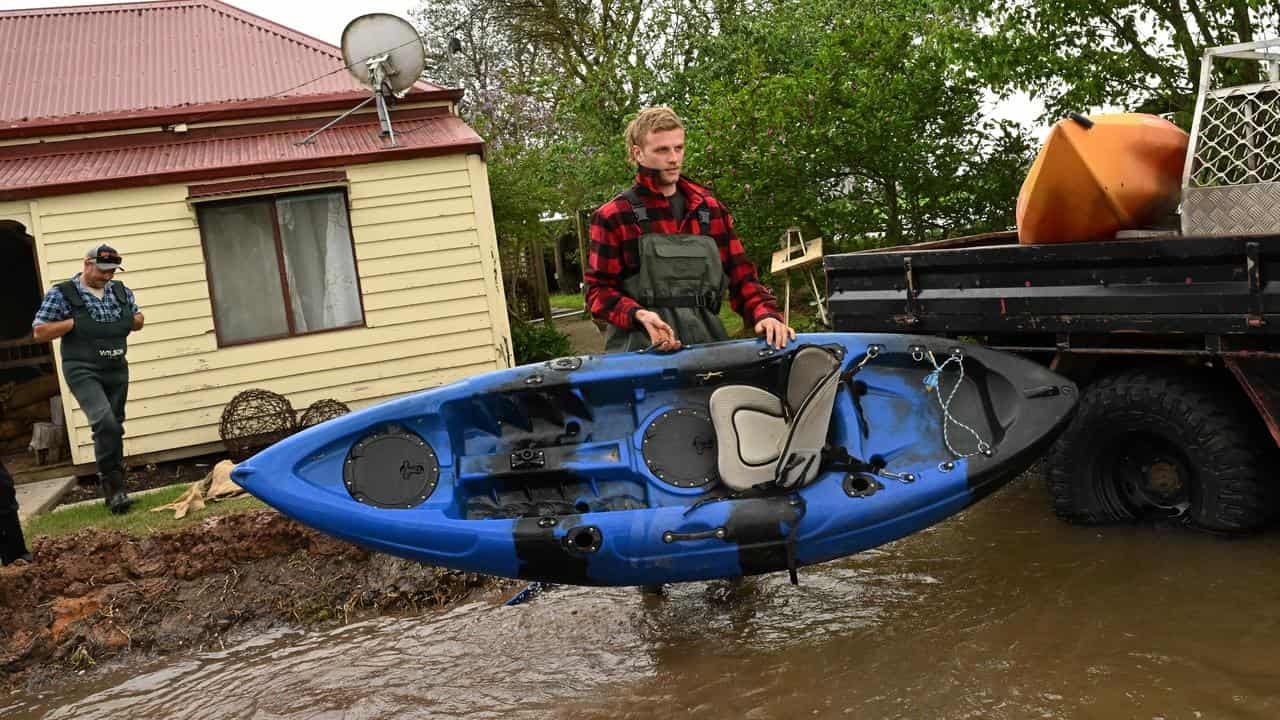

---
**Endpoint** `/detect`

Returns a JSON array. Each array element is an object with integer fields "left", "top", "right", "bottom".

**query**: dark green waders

[
  {"left": 56, "top": 281, "right": 135, "bottom": 514},
  {"left": 603, "top": 193, "right": 730, "bottom": 353}
]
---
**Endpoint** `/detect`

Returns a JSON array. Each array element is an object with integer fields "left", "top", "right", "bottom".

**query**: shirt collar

[
  {"left": 633, "top": 166, "right": 706, "bottom": 208},
  {"left": 71, "top": 272, "right": 111, "bottom": 294}
]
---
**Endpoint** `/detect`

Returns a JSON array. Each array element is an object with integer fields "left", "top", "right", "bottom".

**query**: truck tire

[{"left": 1045, "top": 369, "right": 1270, "bottom": 532}]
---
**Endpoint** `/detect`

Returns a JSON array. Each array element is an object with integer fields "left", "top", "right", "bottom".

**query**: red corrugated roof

[
  {"left": 0, "top": 0, "right": 447, "bottom": 130},
  {"left": 0, "top": 106, "right": 485, "bottom": 200}
]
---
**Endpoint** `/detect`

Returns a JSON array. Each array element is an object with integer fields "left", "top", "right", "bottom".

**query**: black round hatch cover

[
  {"left": 642, "top": 408, "right": 718, "bottom": 488},
  {"left": 343, "top": 425, "right": 440, "bottom": 509}
]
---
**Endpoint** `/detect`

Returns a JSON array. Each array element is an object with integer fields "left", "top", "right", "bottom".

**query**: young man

[
  {"left": 585, "top": 106, "right": 795, "bottom": 353},
  {"left": 586, "top": 107, "right": 792, "bottom": 597},
  {"left": 32, "top": 244, "right": 144, "bottom": 514}
]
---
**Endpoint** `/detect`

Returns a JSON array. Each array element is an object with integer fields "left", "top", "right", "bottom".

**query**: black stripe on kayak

[
  {"left": 951, "top": 346, "right": 1078, "bottom": 503},
  {"left": 724, "top": 496, "right": 804, "bottom": 577},
  {"left": 512, "top": 517, "right": 596, "bottom": 585}
]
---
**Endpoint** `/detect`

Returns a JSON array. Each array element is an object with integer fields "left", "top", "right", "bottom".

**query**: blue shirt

[{"left": 32, "top": 273, "right": 140, "bottom": 327}]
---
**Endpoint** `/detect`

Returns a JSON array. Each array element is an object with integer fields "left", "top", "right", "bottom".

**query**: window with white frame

[{"left": 198, "top": 189, "right": 364, "bottom": 346}]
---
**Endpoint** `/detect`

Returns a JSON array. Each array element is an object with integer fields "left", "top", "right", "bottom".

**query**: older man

[{"left": 32, "top": 244, "right": 144, "bottom": 514}]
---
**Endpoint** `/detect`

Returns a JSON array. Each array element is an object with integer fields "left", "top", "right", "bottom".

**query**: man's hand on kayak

[
  {"left": 754, "top": 316, "right": 795, "bottom": 349},
  {"left": 636, "top": 309, "right": 682, "bottom": 352}
]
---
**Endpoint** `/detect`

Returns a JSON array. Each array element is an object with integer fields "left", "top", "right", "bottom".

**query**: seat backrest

[
  {"left": 775, "top": 347, "right": 842, "bottom": 488},
  {"left": 785, "top": 346, "right": 841, "bottom": 414}
]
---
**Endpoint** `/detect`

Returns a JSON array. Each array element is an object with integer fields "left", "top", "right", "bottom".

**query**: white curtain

[
  {"left": 277, "top": 193, "right": 362, "bottom": 333},
  {"left": 200, "top": 203, "right": 289, "bottom": 344}
]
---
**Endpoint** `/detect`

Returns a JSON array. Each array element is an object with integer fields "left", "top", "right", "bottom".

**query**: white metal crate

[{"left": 1183, "top": 39, "right": 1280, "bottom": 235}]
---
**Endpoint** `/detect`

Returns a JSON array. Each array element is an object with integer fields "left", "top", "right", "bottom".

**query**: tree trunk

[
  {"left": 884, "top": 179, "right": 903, "bottom": 245},
  {"left": 528, "top": 237, "right": 553, "bottom": 322},
  {"left": 551, "top": 234, "right": 568, "bottom": 294}
]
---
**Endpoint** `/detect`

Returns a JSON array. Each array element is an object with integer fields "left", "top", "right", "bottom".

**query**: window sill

[{"left": 215, "top": 320, "right": 367, "bottom": 349}]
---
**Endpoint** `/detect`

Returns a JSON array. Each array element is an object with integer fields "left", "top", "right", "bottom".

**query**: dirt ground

[
  {"left": 2, "top": 321, "right": 599, "bottom": 692},
  {"left": 0, "top": 509, "right": 511, "bottom": 692}
]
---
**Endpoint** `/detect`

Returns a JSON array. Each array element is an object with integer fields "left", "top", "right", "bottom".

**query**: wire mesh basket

[
  {"left": 219, "top": 389, "right": 297, "bottom": 462},
  {"left": 299, "top": 398, "right": 351, "bottom": 429}
]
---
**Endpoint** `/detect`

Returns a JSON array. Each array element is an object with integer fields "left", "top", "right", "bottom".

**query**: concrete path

[
  {"left": 555, "top": 315, "right": 605, "bottom": 355},
  {"left": 16, "top": 475, "right": 77, "bottom": 524}
]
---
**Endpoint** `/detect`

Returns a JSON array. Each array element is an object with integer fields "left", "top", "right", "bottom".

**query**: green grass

[
  {"left": 24, "top": 484, "right": 267, "bottom": 539},
  {"left": 720, "top": 304, "right": 745, "bottom": 338},
  {"left": 549, "top": 293, "right": 585, "bottom": 310}
]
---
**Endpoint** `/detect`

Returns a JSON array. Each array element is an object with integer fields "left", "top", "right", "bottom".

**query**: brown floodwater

[{"left": 8, "top": 471, "right": 1280, "bottom": 720}]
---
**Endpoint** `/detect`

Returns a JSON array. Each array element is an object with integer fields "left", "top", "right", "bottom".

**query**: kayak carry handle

[
  {"left": 662, "top": 527, "right": 727, "bottom": 543},
  {"left": 1066, "top": 111, "right": 1094, "bottom": 129}
]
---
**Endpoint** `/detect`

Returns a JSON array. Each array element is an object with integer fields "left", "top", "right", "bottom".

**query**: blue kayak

[{"left": 231, "top": 333, "right": 1076, "bottom": 586}]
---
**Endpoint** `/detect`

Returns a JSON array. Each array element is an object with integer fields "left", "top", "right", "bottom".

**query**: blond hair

[{"left": 624, "top": 107, "right": 684, "bottom": 163}]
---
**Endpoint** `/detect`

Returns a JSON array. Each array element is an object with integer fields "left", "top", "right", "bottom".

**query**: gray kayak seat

[{"left": 709, "top": 345, "right": 844, "bottom": 491}]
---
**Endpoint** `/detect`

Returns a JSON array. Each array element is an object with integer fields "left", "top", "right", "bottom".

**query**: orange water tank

[{"left": 1016, "top": 113, "right": 1189, "bottom": 245}]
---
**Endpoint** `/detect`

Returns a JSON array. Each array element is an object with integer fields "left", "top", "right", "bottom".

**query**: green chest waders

[
  {"left": 603, "top": 193, "right": 730, "bottom": 354},
  {"left": 56, "top": 281, "right": 136, "bottom": 513}
]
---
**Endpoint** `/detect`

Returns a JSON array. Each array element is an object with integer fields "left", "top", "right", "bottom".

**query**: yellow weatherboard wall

[
  {"left": 0, "top": 201, "right": 32, "bottom": 235},
  {"left": 25, "top": 153, "right": 511, "bottom": 465}
]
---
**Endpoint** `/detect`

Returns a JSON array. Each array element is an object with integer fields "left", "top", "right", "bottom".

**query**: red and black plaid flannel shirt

[{"left": 585, "top": 168, "right": 782, "bottom": 331}]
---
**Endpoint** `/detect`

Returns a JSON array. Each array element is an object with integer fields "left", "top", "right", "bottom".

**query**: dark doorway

[{"left": 0, "top": 219, "right": 53, "bottom": 379}]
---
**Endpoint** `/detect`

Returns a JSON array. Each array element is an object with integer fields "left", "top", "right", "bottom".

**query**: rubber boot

[
  {"left": 0, "top": 505, "right": 30, "bottom": 566},
  {"left": 100, "top": 469, "right": 134, "bottom": 515},
  {"left": 97, "top": 473, "right": 111, "bottom": 509}
]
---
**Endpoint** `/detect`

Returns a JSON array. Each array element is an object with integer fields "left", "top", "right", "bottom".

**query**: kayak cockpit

[{"left": 439, "top": 342, "right": 855, "bottom": 519}]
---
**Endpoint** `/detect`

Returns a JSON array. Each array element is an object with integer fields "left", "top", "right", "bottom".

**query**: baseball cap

[{"left": 86, "top": 244, "right": 124, "bottom": 271}]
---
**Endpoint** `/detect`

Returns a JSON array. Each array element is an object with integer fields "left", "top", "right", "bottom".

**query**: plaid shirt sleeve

[
  {"left": 585, "top": 198, "right": 645, "bottom": 330},
  {"left": 31, "top": 286, "right": 70, "bottom": 326}
]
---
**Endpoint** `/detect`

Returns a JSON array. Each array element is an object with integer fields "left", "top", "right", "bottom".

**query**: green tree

[
  {"left": 956, "top": 0, "right": 1280, "bottom": 127},
  {"left": 411, "top": 1, "right": 566, "bottom": 251},
  {"left": 412, "top": 0, "right": 1034, "bottom": 263},
  {"left": 667, "top": 0, "right": 1033, "bottom": 253}
]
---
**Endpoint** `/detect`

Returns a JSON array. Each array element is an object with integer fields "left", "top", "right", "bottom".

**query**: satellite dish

[
  {"left": 300, "top": 13, "right": 426, "bottom": 147},
  {"left": 340, "top": 13, "right": 426, "bottom": 94}
]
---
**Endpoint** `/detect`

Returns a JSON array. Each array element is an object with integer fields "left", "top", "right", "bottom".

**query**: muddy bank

[{"left": 0, "top": 509, "right": 507, "bottom": 690}]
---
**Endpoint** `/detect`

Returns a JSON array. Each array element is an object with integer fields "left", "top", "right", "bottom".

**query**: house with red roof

[{"left": 0, "top": 0, "right": 511, "bottom": 471}]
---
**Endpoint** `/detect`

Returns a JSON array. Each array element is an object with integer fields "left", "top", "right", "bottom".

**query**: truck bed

[{"left": 825, "top": 233, "right": 1280, "bottom": 340}]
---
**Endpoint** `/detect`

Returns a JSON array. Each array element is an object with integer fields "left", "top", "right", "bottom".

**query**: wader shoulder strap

[
  {"left": 695, "top": 205, "right": 711, "bottom": 234},
  {"left": 625, "top": 188, "right": 714, "bottom": 234},
  {"left": 57, "top": 281, "right": 85, "bottom": 310},
  {"left": 622, "top": 188, "right": 651, "bottom": 235},
  {"left": 110, "top": 282, "right": 129, "bottom": 308}
]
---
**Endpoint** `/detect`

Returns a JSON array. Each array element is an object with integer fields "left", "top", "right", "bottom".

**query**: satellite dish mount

[
  {"left": 297, "top": 13, "right": 427, "bottom": 148},
  {"left": 366, "top": 54, "right": 399, "bottom": 143}
]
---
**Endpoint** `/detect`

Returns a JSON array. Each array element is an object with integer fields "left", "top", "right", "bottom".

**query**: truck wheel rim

[{"left": 1101, "top": 434, "right": 1192, "bottom": 518}]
